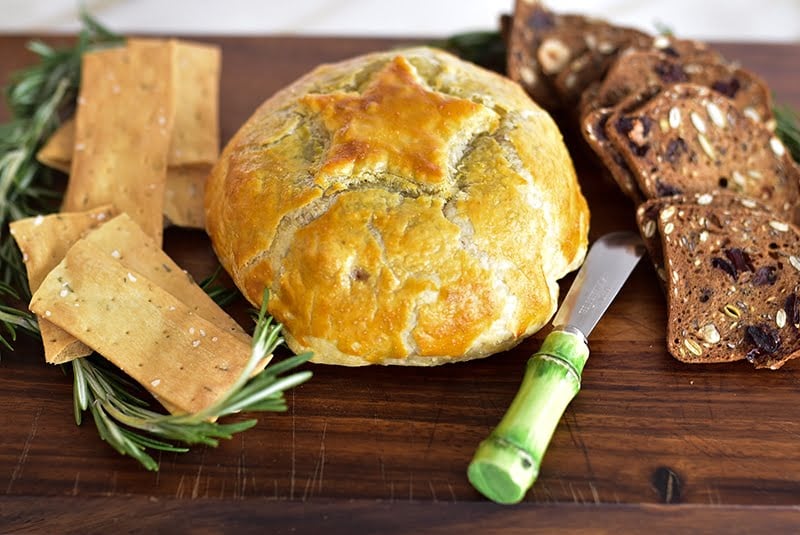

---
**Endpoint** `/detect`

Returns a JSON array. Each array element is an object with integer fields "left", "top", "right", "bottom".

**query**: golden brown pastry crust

[{"left": 205, "top": 47, "right": 589, "bottom": 366}]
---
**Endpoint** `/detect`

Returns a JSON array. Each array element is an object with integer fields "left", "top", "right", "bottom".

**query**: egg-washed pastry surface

[{"left": 206, "top": 47, "right": 589, "bottom": 366}]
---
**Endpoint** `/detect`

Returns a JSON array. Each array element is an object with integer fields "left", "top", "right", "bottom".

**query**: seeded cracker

[
  {"left": 550, "top": 28, "right": 662, "bottom": 108},
  {"left": 591, "top": 49, "right": 773, "bottom": 125},
  {"left": 581, "top": 88, "right": 660, "bottom": 203},
  {"left": 606, "top": 83, "right": 800, "bottom": 216},
  {"left": 61, "top": 41, "right": 175, "bottom": 245},
  {"left": 657, "top": 201, "right": 800, "bottom": 369},
  {"left": 9, "top": 206, "right": 116, "bottom": 364},
  {"left": 507, "top": 1, "right": 650, "bottom": 111},
  {"left": 30, "top": 216, "right": 258, "bottom": 414},
  {"left": 635, "top": 191, "right": 769, "bottom": 285}
]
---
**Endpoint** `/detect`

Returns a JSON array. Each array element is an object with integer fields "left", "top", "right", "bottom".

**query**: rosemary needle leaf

[
  {"left": 0, "top": 280, "right": 38, "bottom": 352},
  {"left": 255, "top": 351, "right": 314, "bottom": 378},
  {"left": 199, "top": 265, "right": 241, "bottom": 307},
  {"left": 73, "top": 357, "right": 89, "bottom": 414},
  {"left": 122, "top": 428, "right": 189, "bottom": 453},
  {"left": 220, "top": 371, "right": 312, "bottom": 417},
  {"left": 26, "top": 40, "right": 55, "bottom": 58}
]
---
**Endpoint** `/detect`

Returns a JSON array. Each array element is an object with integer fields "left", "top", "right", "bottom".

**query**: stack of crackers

[
  {"left": 506, "top": 2, "right": 800, "bottom": 368},
  {"left": 11, "top": 38, "right": 263, "bottom": 412}
]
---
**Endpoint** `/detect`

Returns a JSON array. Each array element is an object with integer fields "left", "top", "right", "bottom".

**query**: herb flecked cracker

[
  {"left": 39, "top": 39, "right": 220, "bottom": 230},
  {"left": 78, "top": 213, "right": 248, "bottom": 344},
  {"left": 61, "top": 41, "right": 175, "bottom": 245},
  {"left": 9, "top": 206, "right": 116, "bottom": 364},
  {"left": 35, "top": 117, "right": 74, "bottom": 174},
  {"left": 30, "top": 214, "right": 258, "bottom": 414},
  {"left": 168, "top": 40, "right": 221, "bottom": 166},
  {"left": 38, "top": 118, "right": 213, "bottom": 229},
  {"left": 163, "top": 165, "right": 210, "bottom": 228}
]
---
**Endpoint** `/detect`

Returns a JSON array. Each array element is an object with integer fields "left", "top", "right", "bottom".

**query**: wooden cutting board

[{"left": 1, "top": 35, "right": 800, "bottom": 531}]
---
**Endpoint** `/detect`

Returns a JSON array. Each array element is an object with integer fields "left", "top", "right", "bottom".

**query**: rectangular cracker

[
  {"left": 29, "top": 215, "right": 255, "bottom": 414},
  {"left": 594, "top": 49, "right": 773, "bottom": 122},
  {"left": 581, "top": 106, "right": 643, "bottom": 204},
  {"left": 36, "top": 118, "right": 74, "bottom": 174},
  {"left": 169, "top": 40, "right": 221, "bottom": 165},
  {"left": 37, "top": 119, "right": 209, "bottom": 230},
  {"left": 606, "top": 83, "right": 799, "bottom": 216},
  {"left": 656, "top": 198, "right": 800, "bottom": 369},
  {"left": 37, "top": 40, "right": 221, "bottom": 170},
  {"left": 61, "top": 41, "right": 175, "bottom": 245},
  {"left": 30, "top": 240, "right": 253, "bottom": 414},
  {"left": 9, "top": 206, "right": 116, "bottom": 364},
  {"left": 77, "top": 213, "right": 248, "bottom": 345},
  {"left": 163, "top": 165, "right": 210, "bottom": 228},
  {"left": 635, "top": 191, "right": 770, "bottom": 288}
]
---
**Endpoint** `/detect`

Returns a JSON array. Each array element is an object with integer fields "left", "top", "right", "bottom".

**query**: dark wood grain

[{"left": 1, "top": 35, "right": 800, "bottom": 531}]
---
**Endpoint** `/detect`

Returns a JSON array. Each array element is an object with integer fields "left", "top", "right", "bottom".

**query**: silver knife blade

[{"left": 552, "top": 231, "right": 645, "bottom": 338}]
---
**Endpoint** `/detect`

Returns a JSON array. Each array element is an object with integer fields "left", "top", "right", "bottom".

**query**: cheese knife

[{"left": 467, "top": 231, "right": 645, "bottom": 504}]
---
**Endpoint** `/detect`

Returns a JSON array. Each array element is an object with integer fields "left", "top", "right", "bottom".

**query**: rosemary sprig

[
  {"left": 0, "top": 281, "right": 39, "bottom": 352},
  {"left": 0, "top": 13, "right": 124, "bottom": 351},
  {"left": 200, "top": 265, "right": 242, "bottom": 308},
  {"left": 72, "top": 290, "right": 312, "bottom": 471}
]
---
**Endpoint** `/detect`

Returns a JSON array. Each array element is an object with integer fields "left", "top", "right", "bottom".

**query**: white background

[{"left": 0, "top": 0, "right": 798, "bottom": 41}]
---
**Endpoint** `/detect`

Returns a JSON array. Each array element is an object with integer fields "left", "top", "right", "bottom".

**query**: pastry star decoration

[{"left": 302, "top": 55, "right": 495, "bottom": 188}]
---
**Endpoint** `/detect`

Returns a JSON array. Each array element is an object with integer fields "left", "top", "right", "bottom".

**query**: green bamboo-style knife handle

[
  {"left": 467, "top": 232, "right": 644, "bottom": 505},
  {"left": 468, "top": 328, "right": 588, "bottom": 504}
]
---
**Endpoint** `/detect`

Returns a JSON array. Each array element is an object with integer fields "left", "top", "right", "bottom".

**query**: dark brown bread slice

[
  {"left": 636, "top": 191, "right": 769, "bottom": 284},
  {"left": 606, "top": 83, "right": 799, "bottom": 217},
  {"left": 658, "top": 200, "right": 800, "bottom": 369},
  {"left": 581, "top": 88, "right": 661, "bottom": 203},
  {"left": 507, "top": 1, "right": 649, "bottom": 110},
  {"left": 549, "top": 24, "right": 651, "bottom": 107},
  {"left": 582, "top": 106, "right": 643, "bottom": 203},
  {"left": 577, "top": 36, "right": 722, "bottom": 119},
  {"left": 506, "top": 1, "right": 564, "bottom": 110},
  {"left": 578, "top": 81, "right": 601, "bottom": 122},
  {"left": 592, "top": 49, "right": 773, "bottom": 123}
]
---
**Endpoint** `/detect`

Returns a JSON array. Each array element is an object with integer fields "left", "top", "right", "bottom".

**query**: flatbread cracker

[
  {"left": 38, "top": 40, "right": 221, "bottom": 170},
  {"left": 169, "top": 41, "right": 221, "bottom": 166},
  {"left": 36, "top": 119, "right": 209, "bottom": 229},
  {"left": 39, "top": 39, "right": 220, "bottom": 231},
  {"left": 30, "top": 238, "right": 255, "bottom": 414},
  {"left": 61, "top": 42, "right": 175, "bottom": 245},
  {"left": 10, "top": 206, "right": 116, "bottom": 364},
  {"left": 36, "top": 118, "right": 74, "bottom": 174},
  {"left": 30, "top": 214, "right": 255, "bottom": 414},
  {"left": 78, "top": 213, "right": 248, "bottom": 344},
  {"left": 164, "top": 165, "right": 210, "bottom": 228}
]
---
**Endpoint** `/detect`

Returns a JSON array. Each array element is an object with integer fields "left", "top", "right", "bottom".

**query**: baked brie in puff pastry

[{"left": 205, "top": 47, "right": 589, "bottom": 366}]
